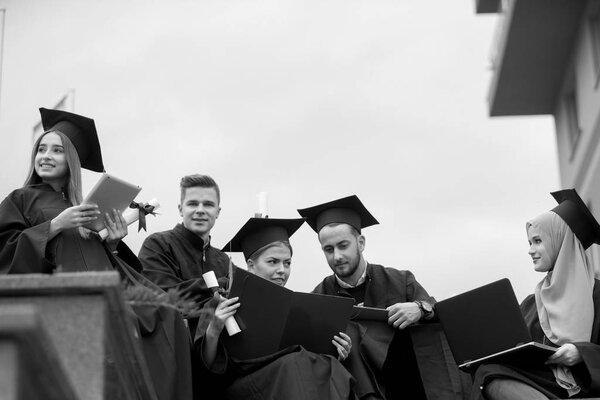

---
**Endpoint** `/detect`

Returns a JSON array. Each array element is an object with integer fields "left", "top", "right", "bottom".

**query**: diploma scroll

[
  {"left": 98, "top": 198, "right": 160, "bottom": 241},
  {"left": 202, "top": 271, "right": 242, "bottom": 336}
]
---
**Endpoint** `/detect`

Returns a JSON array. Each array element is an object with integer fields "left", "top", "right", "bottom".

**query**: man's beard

[{"left": 335, "top": 248, "right": 361, "bottom": 278}]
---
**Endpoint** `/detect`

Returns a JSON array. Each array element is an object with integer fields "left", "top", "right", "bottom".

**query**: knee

[
  {"left": 482, "top": 378, "right": 506, "bottom": 400},
  {"left": 483, "top": 378, "right": 548, "bottom": 400}
]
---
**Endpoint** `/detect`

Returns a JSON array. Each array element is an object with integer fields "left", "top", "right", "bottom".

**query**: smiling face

[
  {"left": 527, "top": 225, "right": 554, "bottom": 272},
  {"left": 318, "top": 223, "right": 365, "bottom": 283},
  {"left": 247, "top": 243, "right": 292, "bottom": 286},
  {"left": 178, "top": 186, "right": 221, "bottom": 242},
  {"left": 34, "top": 132, "right": 69, "bottom": 190}
]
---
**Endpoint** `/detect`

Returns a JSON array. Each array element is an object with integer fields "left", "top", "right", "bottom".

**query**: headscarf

[{"left": 526, "top": 211, "right": 595, "bottom": 345}]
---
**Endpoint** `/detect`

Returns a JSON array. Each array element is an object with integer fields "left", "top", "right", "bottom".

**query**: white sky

[{"left": 0, "top": 0, "right": 561, "bottom": 301}]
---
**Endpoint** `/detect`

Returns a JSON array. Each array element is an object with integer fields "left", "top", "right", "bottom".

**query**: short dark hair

[
  {"left": 180, "top": 174, "right": 220, "bottom": 203},
  {"left": 319, "top": 222, "right": 361, "bottom": 237}
]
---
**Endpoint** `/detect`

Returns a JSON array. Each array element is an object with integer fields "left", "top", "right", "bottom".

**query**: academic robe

[
  {"left": 139, "top": 223, "right": 230, "bottom": 302},
  {"left": 470, "top": 279, "right": 600, "bottom": 400},
  {"left": 313, "top": 263, "right": 470, "bottom": 400},
  {"left": 193, "top": 299, "right": 357, "bottom": 400},
  {"left": 0, "top": 184, "right": 193, "bottom": 400}
]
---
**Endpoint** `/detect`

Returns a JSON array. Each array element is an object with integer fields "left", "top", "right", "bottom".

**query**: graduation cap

[
  {"left": 297, "top": 195, "right": 379, "bottom": 233},
  {"left": 222, "top": 218, "right": 305, "bottom": 260},
  {"left": 39, "top": 108, "right": 105, "bottom": 172},
  {"left": 550, "top": 188, "right": 600, "bottom": 250}
]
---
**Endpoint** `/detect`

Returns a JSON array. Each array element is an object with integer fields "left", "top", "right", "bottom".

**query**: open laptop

[{"left": 436, "top": 278, "right": 557, "bottom": 371}]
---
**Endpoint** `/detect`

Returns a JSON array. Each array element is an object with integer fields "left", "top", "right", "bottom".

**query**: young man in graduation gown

[
  {"left": 139, "top": 174, "right": 231, "bottom": 332},
  {"left": 299, "top": 195, "right": 469, "bottom": 400}
]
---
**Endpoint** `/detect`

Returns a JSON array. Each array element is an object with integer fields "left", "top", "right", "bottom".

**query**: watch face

[{"left": 422, "top": 302, "right": 433, "bottom": 313}]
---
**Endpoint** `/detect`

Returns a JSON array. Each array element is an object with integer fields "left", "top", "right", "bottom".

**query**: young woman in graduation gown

[
  {"left": 472, "top": 189, "right": 600, "bottom": 400},
  {"left": 0, "top": 108, "right": 193, "bottom": 400},
  {"left": 194, "top": 217, "right": 356, "bottom": 399}
]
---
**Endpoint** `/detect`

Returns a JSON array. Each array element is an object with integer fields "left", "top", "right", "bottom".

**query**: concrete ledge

[
  {"left": 0, "top": 272, "right": 157, "bottom": 400},
  {"left": 0, "top": 305, "right": 78, "bottom": 400}
]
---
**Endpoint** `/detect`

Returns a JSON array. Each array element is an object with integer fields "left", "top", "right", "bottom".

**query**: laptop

[{"left": 436, "top": 278, "right": 557, "bottom": 371}]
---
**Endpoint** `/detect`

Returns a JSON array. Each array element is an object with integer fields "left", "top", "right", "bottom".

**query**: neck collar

[
  {"left": 175, "top": 223, "right": 210, "bottom": 249},
  {"left": 335, "top": 260, "right": 368, "bottom": 288}
]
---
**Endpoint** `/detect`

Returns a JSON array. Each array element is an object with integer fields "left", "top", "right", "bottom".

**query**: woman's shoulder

[
  {"left": 520, "top": 293, "right": 536, "bottom": 308},
  {"left": 4, "top": 185, "right": 51, "bottom": 202},
  {"left": 1, "top": 187, "right": 30, "bottom": 205}
]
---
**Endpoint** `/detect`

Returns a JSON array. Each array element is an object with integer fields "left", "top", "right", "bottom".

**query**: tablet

[
  {"left": 350, "top": 305, "right": 389, "bottom": 321},
  {"left": 81, "top": 173, "right": 142, "bottom": 232}
]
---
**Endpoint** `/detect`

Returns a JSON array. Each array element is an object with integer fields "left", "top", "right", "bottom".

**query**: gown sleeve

[
  {"left": 0, "top": 191, "right": 55, "bottom": 274},
  {"left": 139, "top": 234, "right": 188, "bottom": 289},
  {"left": 572, "top": 341, "right": 600, "bottom": 393},
  {"left": 404, "top": 270, "right": 436, "bottom": 304},
  {"left": 572, "top": 281, "right": 600, "bottom": 394}
]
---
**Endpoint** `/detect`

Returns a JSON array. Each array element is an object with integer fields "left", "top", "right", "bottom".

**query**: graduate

[
  {"left": 299, "top": 195, "right": 468, "bottom": 399},
  {"left": 194, "top": 217, "right": 356, "bottom": 399},
  {"left": 0, "top": 108, "right": 193, "bottom": 400},
  {"left": 139, "top": 174, "right": 231, "bottom": 334},
  {"left": 472, "top": 190, "right": 600, "bottom": 400}
]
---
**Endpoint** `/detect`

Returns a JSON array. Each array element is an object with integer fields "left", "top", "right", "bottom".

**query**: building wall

[{"left": 554, "top": 2, "right": 600, "bottom": 272}]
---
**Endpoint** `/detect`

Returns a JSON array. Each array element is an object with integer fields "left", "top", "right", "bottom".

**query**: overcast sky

[{"left": 0, "top": 0, "right": 561, "bottom": 301}]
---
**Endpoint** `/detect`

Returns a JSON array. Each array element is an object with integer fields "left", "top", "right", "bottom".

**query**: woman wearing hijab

[
  {"left": 0, "top": 108, "right": 193, "bottom": 400},
  {"left": 194, "top": 217, "right": 356, "bottom": 399},
  {"left": 472, "top": 189, "right": 600, "bottom": 400}
]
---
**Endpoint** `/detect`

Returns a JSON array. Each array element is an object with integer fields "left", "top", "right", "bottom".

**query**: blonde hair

[{"left": 247, "top": 240, "right": 293, "bottom": 263}]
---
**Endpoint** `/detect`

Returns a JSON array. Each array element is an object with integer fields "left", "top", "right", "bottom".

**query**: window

[
  {"left": 564, "top": 91, "right": 582, "bottom": 158},
  {"left": 589, "top": 2, "right": 600, "bottom": 87}
]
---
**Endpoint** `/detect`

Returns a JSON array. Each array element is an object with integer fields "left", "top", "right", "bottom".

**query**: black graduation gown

[
  {"left": 313, "top": 263, "right": 470, "bottom": 400},
  {"left": 139, "top": 223, "right": 231, "bottom": 301},
  {"left": 0, "top": 184, "right": 193, "bottom": 400},
  {"left": 0, "top": 184, "right": 114, "bottom": 274},
  {"left": 470, "top": 279, "right": 600, "bottom": 400},
  {"left": 193, "top": 298, "right": 356, "bottom": 400}
]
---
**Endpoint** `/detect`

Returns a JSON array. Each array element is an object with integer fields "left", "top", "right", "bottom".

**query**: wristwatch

[{"left": 415, "top": 300, "right": 434, "bottom": 321}]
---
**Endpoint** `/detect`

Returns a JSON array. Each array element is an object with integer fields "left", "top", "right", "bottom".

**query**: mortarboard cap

[
  {"left": 297, "top": 195, "right": 379, "bottom": 233},
  {"left": 222, "top": 218, "right": 305, "bottom": 260},
  {"left": 550, "top": 188, "right": 600, "bottom": 250},
  {"left": 39, "top": 108, "right": 105, "bottom": 172}
]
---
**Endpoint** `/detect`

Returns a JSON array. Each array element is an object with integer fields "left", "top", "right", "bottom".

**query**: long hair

[
  {"left": 24, "top": 130, "right": 83, "bottom": 206},
  {"left": 25, "top": 130, "right": 89, "bottom": 238}
]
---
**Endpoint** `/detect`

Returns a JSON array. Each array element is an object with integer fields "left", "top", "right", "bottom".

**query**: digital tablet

[{"left": 81, "top": 173, "right": 141, "bottom": 232}]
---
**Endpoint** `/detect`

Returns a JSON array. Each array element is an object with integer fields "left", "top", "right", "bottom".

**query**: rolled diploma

[
  {"left": 257, "top": 191, "right": 268, "bottom": 218},
  {"left": 202, "top": 271, "right": 242, "bottom": 336},
  {"left": 99, "top": 198, "right": 160, "bottom": 241}
]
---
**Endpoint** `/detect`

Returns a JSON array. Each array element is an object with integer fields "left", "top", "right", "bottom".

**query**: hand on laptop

[
  {"left": 545, "top": 343, "right": 582, "bottom": 366},
  {"left": 386, "top": 302, "right": 421, "bottom": 329}
]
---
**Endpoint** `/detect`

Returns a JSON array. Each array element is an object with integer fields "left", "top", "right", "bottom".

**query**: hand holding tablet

[{"left": 81, "top": 174, "right": 141, "bottom": 232}]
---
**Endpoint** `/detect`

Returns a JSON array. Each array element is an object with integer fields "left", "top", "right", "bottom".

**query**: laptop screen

[{"left": 436, "top": 278, "right": 533, "bottom": 365}]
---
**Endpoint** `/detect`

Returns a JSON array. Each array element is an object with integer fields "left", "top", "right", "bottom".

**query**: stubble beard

[{"left": 334, "top": 248, "right": 362, "bottom": 278}]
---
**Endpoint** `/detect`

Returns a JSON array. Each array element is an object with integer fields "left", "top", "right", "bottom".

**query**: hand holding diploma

[
  {"left": 203, "top": 271, "right": 242, "bottom": 336},
  {"left": 98, "top": 198, "right": 160, "bottom": 241}
]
